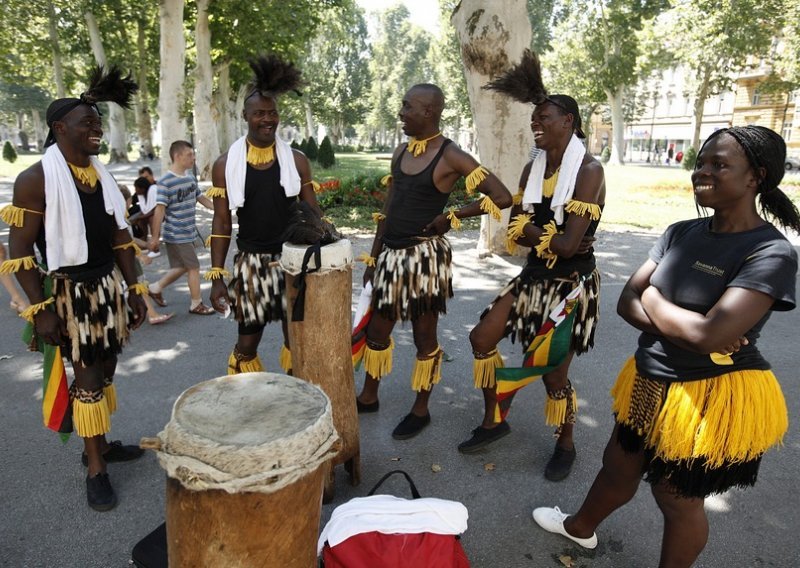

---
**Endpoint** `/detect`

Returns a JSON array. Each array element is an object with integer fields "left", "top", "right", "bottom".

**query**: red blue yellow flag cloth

[
  {"left": 21, "top": 272, "right": 72, "bottom": 441},
  {"left": 352, "top": 282, "right": 373, "bottom": 369},
  {"left": 493, "top": 283, "right": 583, "bottom": 423}
]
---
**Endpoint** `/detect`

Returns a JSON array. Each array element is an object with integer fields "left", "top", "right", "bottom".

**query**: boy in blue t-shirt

[{"left": 147, "top": 140, "right": 215, "bottom": 314}]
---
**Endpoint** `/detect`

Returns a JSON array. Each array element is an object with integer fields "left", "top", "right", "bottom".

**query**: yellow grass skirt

[{"left": 611, "top": 357, "right": 788, "bottom": 497}]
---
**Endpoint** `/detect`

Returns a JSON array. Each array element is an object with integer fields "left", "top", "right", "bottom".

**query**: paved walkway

[{"left": 0, "top": 161, "right": 798, "bottom": 567}]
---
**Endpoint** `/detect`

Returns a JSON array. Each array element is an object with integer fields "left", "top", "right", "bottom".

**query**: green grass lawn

[
  {"left": 314, "top": 152, "right": 393, "bottom": 181},
  {"left": 0, "top": 153, "right": 41, "bottom": 178}
]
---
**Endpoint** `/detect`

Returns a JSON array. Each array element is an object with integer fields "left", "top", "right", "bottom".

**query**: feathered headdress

[
  {"left": 246, "top": 54, "right": 303, "bottom": 100},
  {"left": 45, "top": 64, "right": 139, "bottom": 147},
  {"left": 483, "top": 49, "right": 547, "bottom": 104}
]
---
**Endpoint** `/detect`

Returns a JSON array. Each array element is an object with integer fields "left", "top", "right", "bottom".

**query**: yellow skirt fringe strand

[
  {"left": 411, "top": 346, "right": 443, "bottom": 392},
  {"left": 612, "top": 357, "right": 788, "bottom": 467},
  {"left": 473, "top": 349, "right": 504, "bottom": 389},
  {"left": 73, "top": 398, "right": 111, "bottom": 438},
  {"left": 363, "top": 338, "right": 394, "bottom": 380}
]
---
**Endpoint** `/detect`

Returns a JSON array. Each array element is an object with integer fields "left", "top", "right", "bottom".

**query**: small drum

[
  {"left": 149, "top": 372, "right": 339, "bottom": 568},
  {"left": 282, "top": 239, "right": 360, "bottom": 497}
]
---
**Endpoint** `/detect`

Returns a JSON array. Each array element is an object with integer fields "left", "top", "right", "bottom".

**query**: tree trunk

[
  {"left": 192, "top": 0, "right": 220, "bottom": 181},
  {"left": 233, "top": 84, "right": 249, "bottom": 141},
  {"left": 46, "top": 0, "right": 66, "bottom": 98},
  {"left": 452, "top": 0, "right": 533, "bottom": 256},
  {"left": 304, "top": 101, "right": 315, "bottom": 140},
  {"left": 606, "top": 87, "right": 625, "bottom": 166},
  {"left": 158, "top": 0, "right": 187, "bottom": 172},
  {"left": 690, "top": 67, "right": 712, "bottom": 150},
  {"left": 85, "top": 10, "right": 129, "bottom": 163},
  {"left": 31, "top": 110, "right": 44, "bottom": 151},
  {"left": 214, "top": 63, "right": 234, "bottom": 150},
  {"left": 135, "top": 18, "right": 155, "bottom": 159}
]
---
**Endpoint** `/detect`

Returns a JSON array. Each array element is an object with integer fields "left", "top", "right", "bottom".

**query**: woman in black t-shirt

[{"left": 533, "top": 126, "right": 800, "bottom": 566}]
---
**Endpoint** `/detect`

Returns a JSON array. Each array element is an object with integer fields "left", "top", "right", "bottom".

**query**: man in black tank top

[
  {"left": 5, "top": 69, "right": 148, "bottom": 512},
  {"left": 355, "top": 83, "right": 513, "bottom": 440},
  {"left": 206, "top": 55, "right": 322, "bottom": 376}
]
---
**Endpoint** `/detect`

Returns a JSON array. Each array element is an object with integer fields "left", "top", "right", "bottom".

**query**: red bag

[{"left": 320, "top": 471, "right": 470, "bottom": 568}]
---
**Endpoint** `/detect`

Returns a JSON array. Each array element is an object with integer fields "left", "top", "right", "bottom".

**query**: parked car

[{"left": 785, "top": 156, "right": 800, "bottom": 170}]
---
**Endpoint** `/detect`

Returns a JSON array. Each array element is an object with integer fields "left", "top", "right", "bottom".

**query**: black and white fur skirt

[
  {"left": 371, "top": 236, "right": 453, "bottom": 322},
  {"left": 53, "top": 268, "right": 130, "bottom": 366},
  {"left": 228, "top": 251, "right": 286, "bottom": 327},
  {"left": 483, "top": 268, "right": 600, "bottom": 354}
]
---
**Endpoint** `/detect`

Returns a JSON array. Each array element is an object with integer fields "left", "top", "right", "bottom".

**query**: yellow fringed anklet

[
  {"left": 280, "top": 345, "right": 292, "bottom": 373},
  {"left": 73, "top": 395, "right": 111, "bottom": 438},
  {"left": 545, "top": 381, "right": 577, "bottom": 432},
  {"left": 227, "top": 348, "right": 265, "bottom": 375}
]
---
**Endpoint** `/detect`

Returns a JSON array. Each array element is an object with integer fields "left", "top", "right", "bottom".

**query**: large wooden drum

[
  {"left": 282, "top": 239, "right": 360, "bottom": 497},
  {"left": 152, "top": 372, "right": 339, "bottom": 568}
]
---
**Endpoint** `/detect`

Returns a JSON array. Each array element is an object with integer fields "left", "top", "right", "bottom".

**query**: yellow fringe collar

[
  {"left": 68, "top": 163, "right": 98, "bottom": 187},
  {"left": 247, "top": 141, "right": 275, "bottom": 166},
  {"left": 407, "top": 132, "right": 442, "bottom": 157}
]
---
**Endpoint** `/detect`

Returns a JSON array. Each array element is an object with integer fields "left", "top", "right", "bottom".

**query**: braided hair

[{"left": 701, "top": 125, "right": 800, "bottom": 233}]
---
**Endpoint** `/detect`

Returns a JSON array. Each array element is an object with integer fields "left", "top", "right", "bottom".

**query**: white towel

[
  {"left": 522, "top": 134, "right": 586, "bottom": 224},
  {"left": 224, "top": 135, "right": 301, "bottom": 210},
  {"left": 41, "top": 144, "right": 128, "bottom": 271},
  {"left": 317, "top": 494, "right": 469, "bottom": 553}
]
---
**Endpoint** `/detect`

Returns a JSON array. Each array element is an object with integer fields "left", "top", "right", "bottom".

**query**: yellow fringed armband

[
  {"left": 506, "top": 214, "right": 533, "bottom": 254},
  {"left": 19, "top": 297, "right": 54, "bottom": 322},
  {"left": 0, "top": 255, "right": 37, "bottom": 274},
  {"left": 479, "top": 195, "right": 502, "bottom": 220},
  {"left": 112, "top": 241, "right": 142, "bottom": 255},
  {"left": 204, "top": 233, "right": 232, "bottom": 248},
  {"left": 203, "top": 267, "right": 231, "bottom": 280},
  {"left": 512, "top": 189, "right": 524, "bottom": 205},
  {"left": 205, "top": 186, "right": 227, "bottom": 199},
  {"left": 534, "top": 221, "right": 560, "bottom": 269},
  {"left": 465, "top": 166, "right": 490, "bottom": 195},
  {"left": 372, "top": 212, "right": 386, "bottom": 223},
  {"left": 128, "top": 282, "right": 149, "bottom": 296},
  {"left": 358, "top": 252, "right": 376, "bottom": 267},
  {"left": 447, "top": 208, "right": 462, "bottom": 230},
  {"left": 303, "top": 180, "right": 322, "bottom": 193},
  {"left": 565, "top": 199, "right": 602, "bottom": 221},
  {"left": 381, "top": 174, "right": 393, "bottom": 187},
  {"left": 0, "top": 204, "right": 44, "bottom": 227}
]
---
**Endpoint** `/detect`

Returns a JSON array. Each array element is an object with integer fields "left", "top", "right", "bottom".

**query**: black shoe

[
  {"left": 356, "top": 398, "right": 380, "bottom": 414},
  {"left": 86, "top": 472, "right": 117, "bottom": 512},
  {"left": 391, "top": 412, "right": 431, "bottom": 440},
  {"left": 82, "top": 440, "right": 145, "bottom": 467},
  {"left": 544, "top": 444, "right": 576, "bottom": 482},
  {"left": 457, "top": 421, "right": 511, "bottom": 454}
]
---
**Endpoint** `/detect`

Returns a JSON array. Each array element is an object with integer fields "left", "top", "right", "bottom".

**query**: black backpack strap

[
  {"left": 367, "top": 470, "right": 421, "bottom": 499},
  {"left": 291, "top": 240, "right": 322, "bottom": 322}
]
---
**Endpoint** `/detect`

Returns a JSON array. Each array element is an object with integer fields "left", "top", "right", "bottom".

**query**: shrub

[
  {"left": 3, "top": 140, "right": 17, "bottom": 163},
  {"left": 290, "top": 139, "right": 301, "bottom": 150},
  {"left": 99, "top": 140, "right": 109, "bottom": 154},
  {"left": 600, "top": 146, "right": 611, "bottom": 163},
  {"left": 681, "top": 146, "right": 697, "bottom": 171},
  {"left": 318, "top": 136, "right": 336, "bottom": 168},
  {"left": 305, "top": 136, "right": 318, "bottom": 160}
]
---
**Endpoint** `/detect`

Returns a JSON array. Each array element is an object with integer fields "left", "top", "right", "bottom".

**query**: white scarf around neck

[
  {"left": 522, "top": 134, "right": 586, "bottom": 224},
  {"left": 225, "top": 134, "right": 301, "bottom": 210},
  {"left": 41, "top": 144, "right": 128, "bottom": 271}
]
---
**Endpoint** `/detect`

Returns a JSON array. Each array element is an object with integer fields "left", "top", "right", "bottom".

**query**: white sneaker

[
  {"left": 147, "top": 251, "right": 161, "bottom": 259},
  {"left": 532, "top": 506, "right": 598, "bottom": 549}
]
